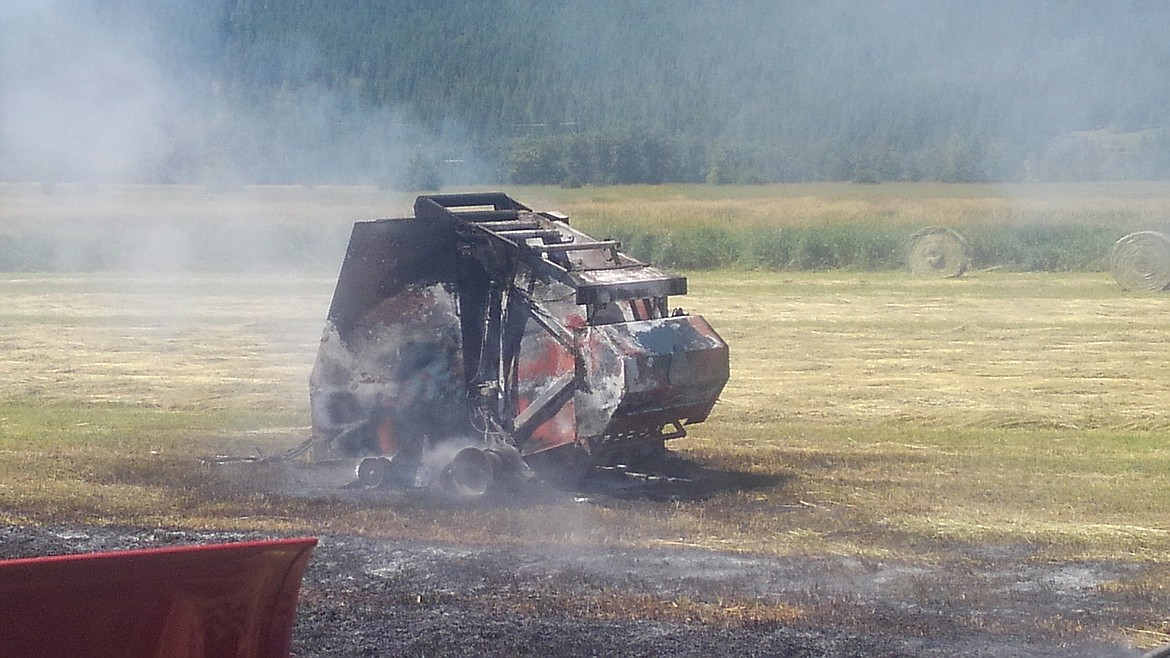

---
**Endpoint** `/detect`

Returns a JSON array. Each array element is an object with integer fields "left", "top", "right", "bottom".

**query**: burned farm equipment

[{"left": 310, "top": 193, "right": 729, "bottom": 495}]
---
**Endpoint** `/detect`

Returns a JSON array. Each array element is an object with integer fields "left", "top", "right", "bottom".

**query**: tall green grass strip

[{"left": 595, "top": 223, "right": 1123, "bottom": 272}]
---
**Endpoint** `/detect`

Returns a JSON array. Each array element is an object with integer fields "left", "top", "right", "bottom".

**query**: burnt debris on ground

[{"left": 0, "top": 524, "right": 1151, "bottom": 657}]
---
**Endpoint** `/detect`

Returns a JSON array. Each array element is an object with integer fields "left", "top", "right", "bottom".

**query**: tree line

[{"left": 5, "top": 0, "right": 1170, "bottom": 187}]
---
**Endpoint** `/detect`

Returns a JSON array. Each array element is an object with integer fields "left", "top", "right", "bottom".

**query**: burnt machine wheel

[
  {"left": 355, "top": 456, "right": 392, "bottom": 488},
  {"left": 440, "top": 447, "right": 499, "bottom": 499},
  {"left": 906, "top": 227, "right": 970, "bottom": 278},
  {"left": 355, "top": 455, "right": 415, "bottom": 488},
  {"left": 1111, "top": 230, "right": 1170, "bottom": 291}
]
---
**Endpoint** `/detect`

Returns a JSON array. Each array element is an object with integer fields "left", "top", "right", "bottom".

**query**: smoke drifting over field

[
  {"left": 2, "top": 1, "right": 1170, "bottom": 185},
  {"left": 0, "top": 1, "right": 176, "bottom": 183},
  {"left": 0, "top": 0, "right": 476, "bottom": 188}
]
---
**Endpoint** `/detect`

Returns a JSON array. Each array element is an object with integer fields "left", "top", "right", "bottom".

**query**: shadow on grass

[
  {"left": 570, "top": 452, "right": 789, "bottom": 503},
  {"left": 112, "top": 449, "right": 789, "bottom": 514}
]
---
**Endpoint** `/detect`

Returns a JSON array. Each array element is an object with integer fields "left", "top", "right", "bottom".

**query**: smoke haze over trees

[{"left": 3, "top": 0, "right": 1170, "bottom": 187}]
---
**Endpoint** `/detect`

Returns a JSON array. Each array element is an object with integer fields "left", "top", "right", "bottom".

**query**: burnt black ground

[{"left": 0, "top": 524, "right": 1153, "bottom": 657}]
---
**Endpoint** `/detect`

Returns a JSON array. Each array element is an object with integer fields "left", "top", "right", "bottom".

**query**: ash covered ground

[
  {"left": 288, "top": 534, "right": 1150, "bottom": 657},
  {"left": 0, "top": 458, "right": 1160, "bottom": 658},
  {"left": 0, "top": 524, "right": 1148, "bottom": 657}
]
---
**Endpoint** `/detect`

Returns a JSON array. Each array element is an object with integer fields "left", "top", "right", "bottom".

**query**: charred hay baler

[{"left": 309, "top": 193, "right": 728, "bottom": 495}]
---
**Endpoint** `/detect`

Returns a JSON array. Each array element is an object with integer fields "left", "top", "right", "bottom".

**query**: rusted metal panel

[{"left": 513, "top": 325, "right": 578, "bottom": 454}]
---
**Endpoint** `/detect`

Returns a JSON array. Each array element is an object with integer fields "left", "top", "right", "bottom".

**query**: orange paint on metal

[
  {"left": 517, "top": 338, "right": 574, "bottom": 383},
  {"left": 531, "top": 398, "right": 577, "bottom": 448},
  {"left": 377, "top": 417, "right": 397, "bottom": 455}
]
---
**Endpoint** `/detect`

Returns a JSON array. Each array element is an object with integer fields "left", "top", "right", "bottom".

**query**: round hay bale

[
  {"left": 905, "top": 227, "right": 970, "bottom": 278},
  {"left": 1111, "top": 230, "right": 1170, "bottom": 291}
]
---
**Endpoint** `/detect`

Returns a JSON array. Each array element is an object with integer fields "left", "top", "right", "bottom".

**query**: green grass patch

[
  {"left": 0, "top": 402, "right": 308, "bottom": 527},
  {"left": 677, "top": 422, "right": 1170, "bottom": 560},
  {"left": 593, "top": 222, "right": 1127, "bottom": 271}
]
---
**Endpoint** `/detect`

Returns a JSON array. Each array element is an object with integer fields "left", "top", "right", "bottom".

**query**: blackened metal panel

[
  {"left": 572, "top": 267, "right": 688, "bottom": 305},
  {"left": 325, "top": 216, "right": 457, "bottom": 336},
  {"left": 414, "top": 192, "right": 531, "bottom": 219},
  {"left": 578, "top": 315, "right": 729, "bottom": 441}
]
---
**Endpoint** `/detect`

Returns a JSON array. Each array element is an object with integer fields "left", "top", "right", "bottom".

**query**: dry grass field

[
  {"left": 687, "top": 271, "right": 1170, "bottom": 560},
  {"left": 3, "top": 183, "right": 1170, "bottom": 649},
  {"left": 2, "top": 269, "right": 1169, "bottom": 561}
]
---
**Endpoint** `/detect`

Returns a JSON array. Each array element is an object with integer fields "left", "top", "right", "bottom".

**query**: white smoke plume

[{"left": 0, "top": 0, "right": 183, "bottom": 183}]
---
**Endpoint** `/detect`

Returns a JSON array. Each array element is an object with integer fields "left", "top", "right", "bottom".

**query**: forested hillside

[{"left": 3, "top": 0, "right": 1170, "bottom": 186}]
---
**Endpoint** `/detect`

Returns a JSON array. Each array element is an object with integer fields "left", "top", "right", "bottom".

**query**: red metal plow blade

[{"left": 0, "top": 536, "right": 317, "bottom": 658}]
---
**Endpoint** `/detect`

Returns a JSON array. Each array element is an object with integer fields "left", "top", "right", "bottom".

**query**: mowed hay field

[{"left": 2, "top": 183, "right": 1170, "bottom": 565}]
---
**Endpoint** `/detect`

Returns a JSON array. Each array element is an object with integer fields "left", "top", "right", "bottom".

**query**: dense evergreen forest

[{"left": 3, "top": 0, "right": 1170, "bottom": 187}]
